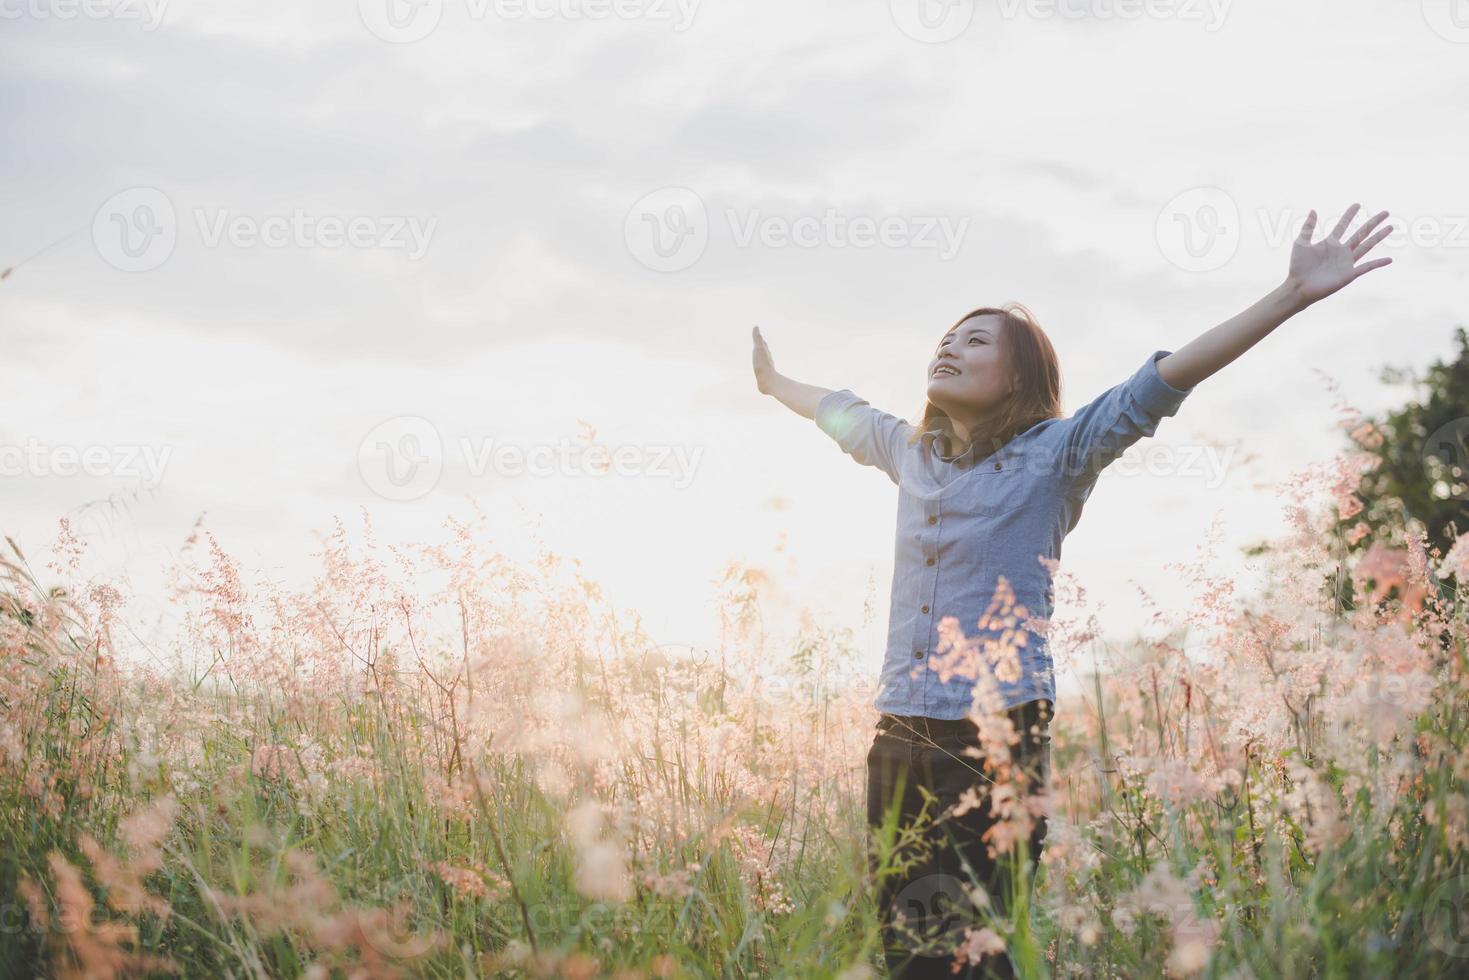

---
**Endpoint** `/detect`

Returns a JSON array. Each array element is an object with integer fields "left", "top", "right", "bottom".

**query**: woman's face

[{"left": 926, "top": 314, "right": 1014, "bottom": 418}]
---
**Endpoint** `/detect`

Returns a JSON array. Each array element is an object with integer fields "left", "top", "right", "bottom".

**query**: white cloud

[{"left": 3, "top": 1, "right": 1463, "bottom": 676}]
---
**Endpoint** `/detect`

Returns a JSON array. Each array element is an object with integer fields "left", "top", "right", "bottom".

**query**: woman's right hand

[{"left": 752, "top": 326, "right": 779, "bottom": 395}]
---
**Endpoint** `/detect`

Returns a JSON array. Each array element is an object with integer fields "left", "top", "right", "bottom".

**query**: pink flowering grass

[{"left": 0, "top": 440, "right": 1465, "bottom": 977}]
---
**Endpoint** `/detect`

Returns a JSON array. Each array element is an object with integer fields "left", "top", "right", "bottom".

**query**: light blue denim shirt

[{"left": 815, "top": 349, "right": 1194, "bottom": 719}]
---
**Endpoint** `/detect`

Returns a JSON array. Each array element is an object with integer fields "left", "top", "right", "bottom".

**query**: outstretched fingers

[
  {"left": 1347, "top": 210, "right": 1391, "bottom": 251},
  {"left": 1291, "top": 202, "right": 1395, "bottom": 292},
  {"left": 753, "top": 325, "right": 775, "bottom": 367},
  {"left": 1353, "top": 221, "right": 1394, "bottom": 258},
  {"left": 1297, "top": 209, "right": 1318, "bottom": 244},
  {"left": 1329, "top": 202, "right": 1362, "bottom": 241},
  {"left": 1351, "top": 256, "right": 1392, "bottom": 280}
]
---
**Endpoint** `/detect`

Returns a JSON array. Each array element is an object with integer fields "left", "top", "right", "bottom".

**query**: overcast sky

[{"left": 4, "top": 0, "right": 1465, "bottom": 694}]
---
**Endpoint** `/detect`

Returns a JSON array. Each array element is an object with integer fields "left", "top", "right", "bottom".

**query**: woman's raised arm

[
  {"left": 752, "top": 326, "right": 833, "bottom": 420},
  {"left": 1157, "top": 203, "right": 1394, "bottom": 391}
]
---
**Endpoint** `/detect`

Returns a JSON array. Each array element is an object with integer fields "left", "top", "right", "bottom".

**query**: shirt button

[
  {"left": 994, "top": 461, "right": 1002, "bottom": 471},
  {"left": 925, "top": 557, "right": 935, "bottom": 566},
  {"left": 913, "top": 650, "right": 924, "bottom": 660},
  {"left": 921, "top": 604, "right": 930, "bottom": 613},
  {"left": 927, "top": 515, "right": 937, "bottom": 525}
]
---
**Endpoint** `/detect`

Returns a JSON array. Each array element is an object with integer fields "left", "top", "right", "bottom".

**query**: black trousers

[{"left": 865, "top": 699, "right": 1053, "bottom": 979}]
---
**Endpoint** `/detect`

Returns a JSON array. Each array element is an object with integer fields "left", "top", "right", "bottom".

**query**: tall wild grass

[{"left": 1, "top": 438, "right": 1465, "bottom": 978}]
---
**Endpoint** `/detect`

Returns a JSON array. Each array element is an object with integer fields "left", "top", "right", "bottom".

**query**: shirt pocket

[{"left": 963, "top": 455, "right": 1036, "bottom": 517}]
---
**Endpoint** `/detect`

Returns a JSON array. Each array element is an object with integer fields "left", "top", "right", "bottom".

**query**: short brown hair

[{"left": 906, "top": 302, "right": 1063, "bottom": 455}]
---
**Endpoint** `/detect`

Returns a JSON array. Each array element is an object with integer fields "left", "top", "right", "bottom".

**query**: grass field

[{"left": 2, "top": 454, "right": 1466, "bottom": 978}]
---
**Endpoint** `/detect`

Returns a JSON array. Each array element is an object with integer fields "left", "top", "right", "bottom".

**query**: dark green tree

[
  {"left": 1326, "top": 326, "right": 1468, "bottom": 620},
  {"left": 1352, "top": 325, "right": 1469, "bottom": 551}
]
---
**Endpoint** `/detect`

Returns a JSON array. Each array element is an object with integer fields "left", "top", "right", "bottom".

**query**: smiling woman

[
  {"left": 808, "top": 344, "right": 1193, "bottom": 719},
  {"left": 758, "top": 325, "right": 1193, "bottom": 977},
  {"left": 915, "top": 304, "right": 1062, "bottom": 463},
  {"left": 751, "top": 198, "right": 1396, "bottom": 978},
  {"left": 5, "top": 0, "right": 1465, "bottom": 972}
]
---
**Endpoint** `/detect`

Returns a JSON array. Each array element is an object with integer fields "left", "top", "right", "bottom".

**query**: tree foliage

[{"left": 1354, "top": 325, "right": 1469, "bottom": 551}]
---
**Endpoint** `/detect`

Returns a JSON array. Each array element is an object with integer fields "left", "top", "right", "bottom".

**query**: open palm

[
  {"left": 751, "top": 325, "right": 778, "bottom": 394},
  {"left": 1288, "top": 203, "right": 1394, "bottom": 305}
]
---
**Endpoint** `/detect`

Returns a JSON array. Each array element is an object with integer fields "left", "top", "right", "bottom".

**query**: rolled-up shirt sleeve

[
  {"left": 1055, "top": 350, "right": 1194, "bottom": 491},
  {"left": 814, "top": 389, "right": 913, "bottom": 487}
]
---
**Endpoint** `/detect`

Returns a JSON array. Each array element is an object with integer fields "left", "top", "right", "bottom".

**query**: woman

[{"left": 751, "top": 204, "right": 1393, "bottom": 977}]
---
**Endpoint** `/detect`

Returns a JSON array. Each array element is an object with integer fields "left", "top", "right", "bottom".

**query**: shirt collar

[
  {"left": 921, "top": 426, "right": 980, "bottom": 466},
  {"left": 922, "top": 425, "right": 1026, "bottom": 470}
]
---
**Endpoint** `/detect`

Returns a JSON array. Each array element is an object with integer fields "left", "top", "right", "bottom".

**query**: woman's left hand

[{"left": 1286, "top": 203, "right": 1394, "bottom": 306}]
